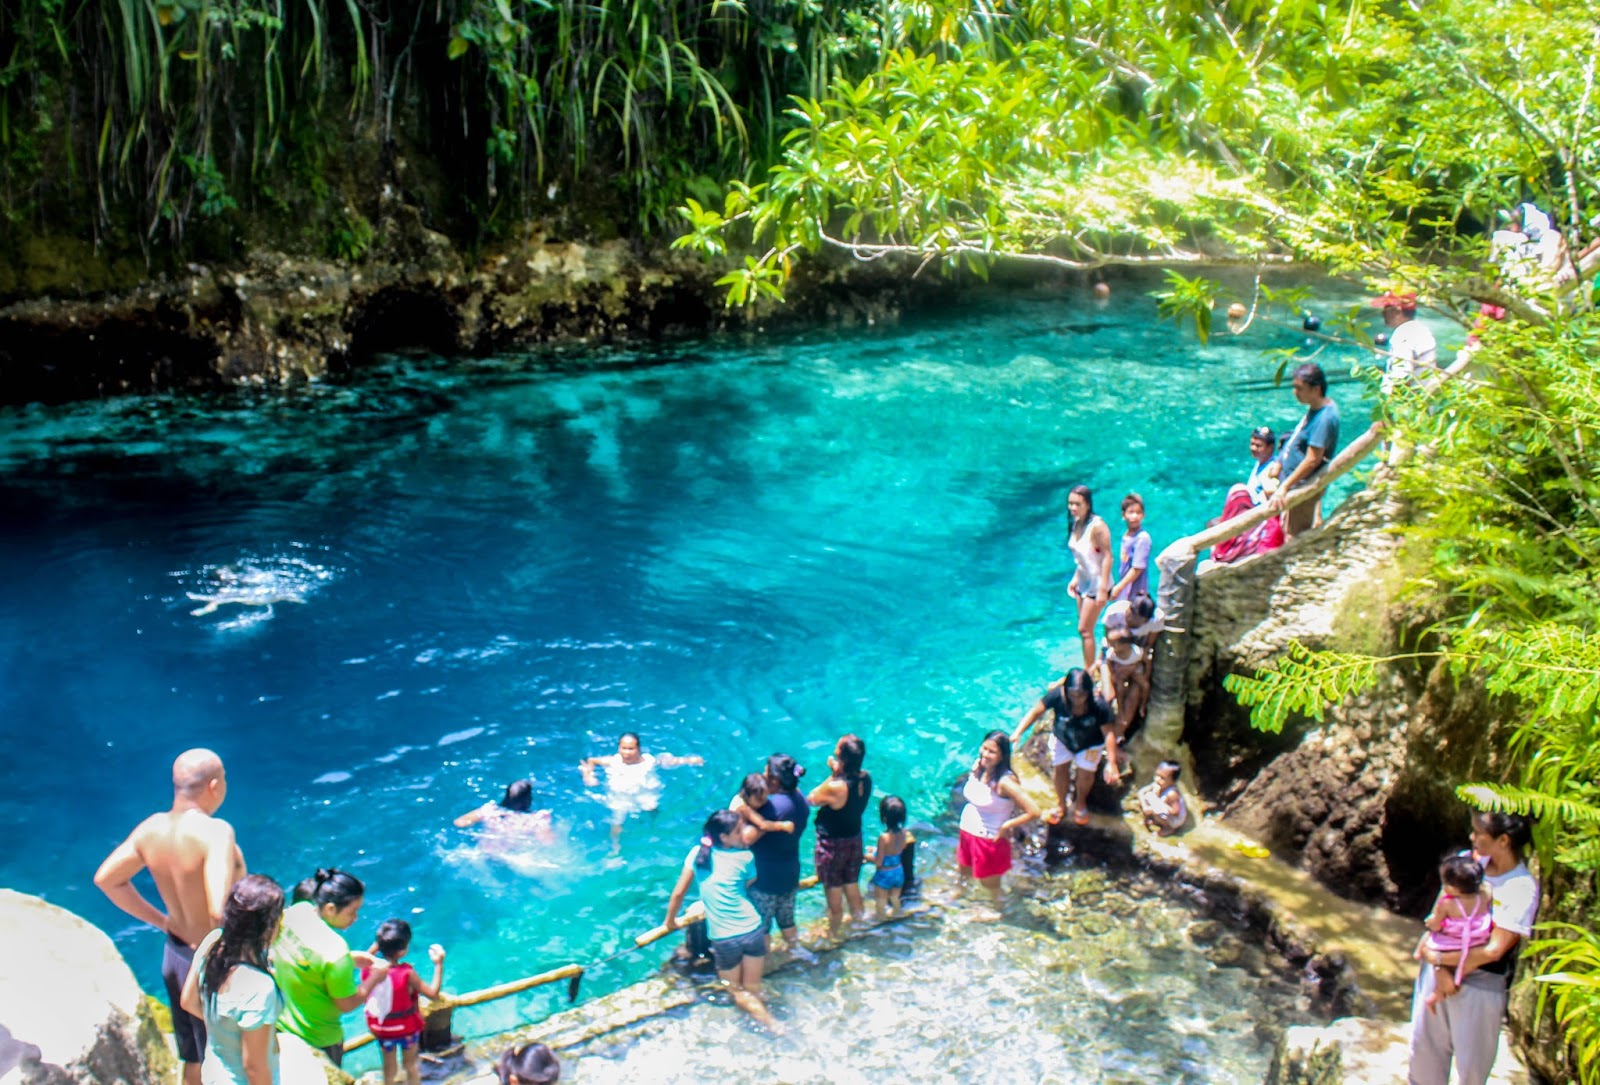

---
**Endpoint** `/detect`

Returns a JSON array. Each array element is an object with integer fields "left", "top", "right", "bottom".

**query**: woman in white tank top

[
  {"left": 956, "top": 731, "right": 1040, "bottom": 910},
  {"left": 1067, "top": 485, "right": 1113, "bottom": 669}
]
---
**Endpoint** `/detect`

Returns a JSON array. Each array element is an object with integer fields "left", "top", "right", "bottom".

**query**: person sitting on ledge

[
  {"left": 1244, "top": 425, "right": 1280, "bottom": 506},
  {"left": 1137, "top": 761, "right": 1187, "bottom": 837}
]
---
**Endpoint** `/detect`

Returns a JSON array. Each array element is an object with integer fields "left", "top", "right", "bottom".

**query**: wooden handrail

[
  {"left": 1158, "top": 421, "right": 1385, "bottom": 566},
  {"left": 343, "top": 872, "right": 830, "bottom": 1053}
]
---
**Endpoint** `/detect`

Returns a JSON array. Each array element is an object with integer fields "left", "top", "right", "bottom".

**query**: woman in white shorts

[{"left": 1009, "top": 667, "right": 1121, "bottom": 826}]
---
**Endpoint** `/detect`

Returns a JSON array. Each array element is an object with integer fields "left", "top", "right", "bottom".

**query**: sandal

[{"left": 1072, "top": 807, "right": 1091, "bottom": 826}]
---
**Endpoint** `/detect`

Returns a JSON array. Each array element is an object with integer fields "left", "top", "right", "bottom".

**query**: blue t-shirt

[
  {"left": 684, "top": 846, "right": 762, "bottom": 941},
  {"left": 749, "top": 790, "right": 809, "bottom": 894},
  {"left": 1278, "top": 402, "right": 1340, "bottom": 481},
  {"left": 1117, "top": 529, "right": 1152, "bottom": 600}
]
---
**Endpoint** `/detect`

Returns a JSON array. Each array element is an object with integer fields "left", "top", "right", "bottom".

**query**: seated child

[
  {"left": 1137, "top": 761, "right": 1187, "bottom": 836},
  {"left": 1096, "top": 629, "right": 1149, "bottom": 736},
  {"left": 1415, "top": 854, "right": 1495, "bottom": 1010},
  {"left": 363, "top": 919, "right": 446, "bottom": 1085},
  {"left": 867, "top": 796, "right": 914, "bottom": 918},
  {"left": 728, "top": 772, "right": 795, "bottom": 838}
]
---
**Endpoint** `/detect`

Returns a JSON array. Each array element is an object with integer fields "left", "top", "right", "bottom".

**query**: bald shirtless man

[{"left": 95, "top": 749, "right": 245, "bottom": 1085}]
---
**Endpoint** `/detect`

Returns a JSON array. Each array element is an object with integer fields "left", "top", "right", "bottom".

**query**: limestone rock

[
  {"left": 0, "top": 889, "right": 176, "bottom": 1085},
  {"left": 1264, "top": 1017, "right": 1528, "bottom": 1085}
]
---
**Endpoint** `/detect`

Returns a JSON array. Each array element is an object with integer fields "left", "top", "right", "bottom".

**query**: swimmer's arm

[
  {"left": 453, "top": 803, "right": 492, "bottom": 829},
  {"left": 995, "top": 775, "right": 1040, "bottom": 838},
  {"left": 657, "top": 753, "right": 704, "bottom": 769},
  {"left": 579, "top": 758, "right": 605, "bottom": 788},
  {"left": 1010, "top": 693, "right": 1053, "bottom": 748},
  {"left": 178, "top": 930, "right": 221, "bottom": 1019},
  {"left": 94, "top": 822, "right": 170, "bottom": 935},
  {"left": 664, "top": 865, "right": 695, "bottom": 931}
]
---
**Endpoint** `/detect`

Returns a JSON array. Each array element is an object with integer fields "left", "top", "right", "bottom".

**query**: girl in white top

[
  {"left": 1066, "top": 485, "right": 1114, "bottom": 669},
  {"left": 956, "top": 731, "right": 1040, "bottom": 911},
  {"left": 180, "top": 874, "right": 285, "bottom": 1085},
  {"left": 580, "top": 732, "right": 703, "bottom": 852}
]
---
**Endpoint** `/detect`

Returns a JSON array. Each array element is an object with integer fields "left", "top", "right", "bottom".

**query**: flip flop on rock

[{"left": 1072, "top": 808, "right": 1091, "bottom": 826}]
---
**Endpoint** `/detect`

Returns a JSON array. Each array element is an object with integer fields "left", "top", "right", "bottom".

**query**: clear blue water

[{"left": 0, "top": 282, "right": 1377, "bottom": 1059}]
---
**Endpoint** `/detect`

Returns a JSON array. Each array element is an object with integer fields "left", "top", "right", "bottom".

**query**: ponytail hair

[
  {"left": 696, "top": 809, "right": 743, "bottom": 870},
  {"left": 201, "top": 875, "right": 284, "bottom": 1007},
  {"left": 766, "top": 753, "right": 804, "bottom": 792},
  {"left": 310, "top": 868, "right": 364, "bottom": 910},
  {"left": 834, "top": 734, "right": 866, "bottom": 778}
]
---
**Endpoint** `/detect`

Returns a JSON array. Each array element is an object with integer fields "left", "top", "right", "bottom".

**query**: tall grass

[{"left": 0, "top": 0, "right": 885, "bottom": 248}]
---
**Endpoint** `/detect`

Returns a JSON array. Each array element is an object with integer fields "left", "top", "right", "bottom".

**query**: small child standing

[
  {"left": 867, "top": 796, "right": 914, "bottom": 918},
  {"left": 1415, "top": 855, "right": 1495, "bottom": 1011},
  {"left": 1137, "top": 761, "right": 1187, "bottom": 836},
  {"left": 364, "top": 919, "right": 446, "bottom": 1085},
  {"left": 729, "top": 772, "right": 795, "bottom": 837}
]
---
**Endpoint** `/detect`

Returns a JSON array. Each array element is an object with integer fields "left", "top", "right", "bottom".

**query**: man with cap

[
  {"left": 1374, "top": 291, "right": 1437, "bottom": 394},
  {"left": 94, "top": 749, "right": 245, "bottom": 1085}
]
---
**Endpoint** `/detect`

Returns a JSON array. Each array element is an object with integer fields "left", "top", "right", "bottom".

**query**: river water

[{"left": 0, "top": 281, "right": 1384, "bottom": 1075}]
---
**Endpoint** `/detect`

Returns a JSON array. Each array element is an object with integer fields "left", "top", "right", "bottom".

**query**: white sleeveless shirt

[{"left": 959, "top": 773, "right": 1016, "bottom": 839}]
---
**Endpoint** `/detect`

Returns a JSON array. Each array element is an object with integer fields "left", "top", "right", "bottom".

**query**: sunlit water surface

[{"left": 0, "top": 282, "right": 1398, "bottom": 1073}]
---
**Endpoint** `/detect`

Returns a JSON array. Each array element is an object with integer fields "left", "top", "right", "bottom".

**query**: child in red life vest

[{"left": 364, "top": 918, "right": 446, "bottom": 1085}]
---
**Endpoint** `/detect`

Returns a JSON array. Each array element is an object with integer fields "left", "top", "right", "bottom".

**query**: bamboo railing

[
  {"left": 1141, "top": 421, "right": 1386, "bottom": 752},
  {"left": 342, "top": 874, "right": 828, "bottom": 1054}
]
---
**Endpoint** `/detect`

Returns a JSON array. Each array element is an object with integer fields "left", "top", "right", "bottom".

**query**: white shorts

[{"left": 1049, "top": 735, "right": 1103, "bottom": 772}]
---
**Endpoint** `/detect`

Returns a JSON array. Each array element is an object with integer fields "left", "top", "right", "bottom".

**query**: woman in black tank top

[{"left": 808, "top": 734, "right": 873, "bottom": 938}]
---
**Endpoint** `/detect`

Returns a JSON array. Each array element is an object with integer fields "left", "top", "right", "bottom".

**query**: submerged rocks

[{"left": 0, "top": 889, "right": 175, "bottom": 1085}]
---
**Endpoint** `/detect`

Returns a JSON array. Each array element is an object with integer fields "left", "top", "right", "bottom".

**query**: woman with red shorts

[{"left": 957, "top": 731, "right": 1039, "bottom": 911}]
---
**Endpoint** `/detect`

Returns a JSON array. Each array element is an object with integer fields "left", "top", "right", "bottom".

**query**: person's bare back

[
  {"left": 94, "top": 749, "right": 244, "bottom": 1084},
  {"left": 123, "top": 807, "right": 245, "bottom": 946}
]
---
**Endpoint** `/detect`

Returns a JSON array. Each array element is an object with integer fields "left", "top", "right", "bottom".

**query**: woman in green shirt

[{"left": 271, "top": 868, "right": 388, "bottom": 1067}]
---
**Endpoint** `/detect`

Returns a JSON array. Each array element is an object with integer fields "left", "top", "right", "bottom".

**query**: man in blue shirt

[{"left": 1267, "top": 362, "right": 1340, "bottom": 537}]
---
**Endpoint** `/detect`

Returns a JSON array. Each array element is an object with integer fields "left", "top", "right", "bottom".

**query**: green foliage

[
  {"left": 326, "top": 208, "right": 373, "bottom": 263},
  {"left": 1221, "top": 641, "right": 1385, "bottom": 734},
  {"left": 1530, "top": 925, "right": 1600, "bottom": 1076}
]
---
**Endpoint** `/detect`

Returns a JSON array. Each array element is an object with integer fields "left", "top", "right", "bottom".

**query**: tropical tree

[{"left": 675, "top": 0, "right": 1600, "bottom": 1075}]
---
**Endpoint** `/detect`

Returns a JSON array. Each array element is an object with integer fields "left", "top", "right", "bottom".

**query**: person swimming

[
  {"left": 453, "top": 780, "right": 556, "bottom": 847},
  {"left": 580, "top": 733, "right": 703, "bottom": 853}
]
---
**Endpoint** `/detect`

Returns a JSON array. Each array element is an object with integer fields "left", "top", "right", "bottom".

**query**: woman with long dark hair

[
  {"left": 808, "top": 734, "right": 873, "bottom": 938},
  {"left": 179, "top": 874, "right": 285, "bottom": 1085},
  {"left": 663, "top": 809, "right": 780, "bottom": 1031},
  {"left": 272, "top": 868, "right": 390, "bottom": 1067},
  {"left": 1010, "top": 666, "right": 1119, "bottom": 826},
  {"left": 1066, "top": 485, "right": 1113, "bottom": 668},
  {"left": 452, "top": 779, "right": 556, "bottom": 847},
  {"left": 1407, "top": 810, "right": 1540, "bottom": 1084},
  {"left": 746, "top": 753, "right": 810, "bottom": 953},
  {"left": 957, "top": 732, "right": 1039, "bottom": 909}
]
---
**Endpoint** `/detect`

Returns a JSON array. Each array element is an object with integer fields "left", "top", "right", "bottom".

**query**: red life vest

[{"left": 363, "top": 962, "right": 423, "bottom": 1039}]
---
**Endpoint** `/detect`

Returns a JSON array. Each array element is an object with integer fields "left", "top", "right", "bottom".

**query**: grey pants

[{"left": 1407, "top": 965, "right": 1506, "bottom": 1085}]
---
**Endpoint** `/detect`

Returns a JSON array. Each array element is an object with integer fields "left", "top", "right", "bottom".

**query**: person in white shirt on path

[{"left": 1375, "top": 291, "right": 1438, "bottom": 394}]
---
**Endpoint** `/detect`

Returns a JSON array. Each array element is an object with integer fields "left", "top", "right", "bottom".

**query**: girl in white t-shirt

[{"left": 180, "top": 875, "right": 285, "bottom": 1085}]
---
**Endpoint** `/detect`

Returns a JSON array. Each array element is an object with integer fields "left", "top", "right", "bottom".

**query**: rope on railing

[{"left": 342, "top": 874, "right": 827, "bottom": 1053}]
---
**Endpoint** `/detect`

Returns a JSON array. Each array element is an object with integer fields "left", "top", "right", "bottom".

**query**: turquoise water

[{"left": 0, "top": 283, "right": 1374, "bottom": 1058}]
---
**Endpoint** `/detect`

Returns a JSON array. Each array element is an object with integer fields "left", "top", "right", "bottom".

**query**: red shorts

[{"left": 957, "top": 829, "right": 1012, "bottom": 880}]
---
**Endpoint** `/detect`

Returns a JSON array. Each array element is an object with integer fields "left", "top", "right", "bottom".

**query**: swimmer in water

[
  {"left": 186, "top": 564, "right": 311, "bottom": 616},
  {"left": 453, "top": 780, "right": 556, "bottom": 847},
  {"left": 580, "top": 733, "right": 704, "bottom": 853}
]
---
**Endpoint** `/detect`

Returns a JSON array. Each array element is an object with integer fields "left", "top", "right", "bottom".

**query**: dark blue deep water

[{"left": 0, "top": 283, "right": 1389, "bottom": 1059}]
